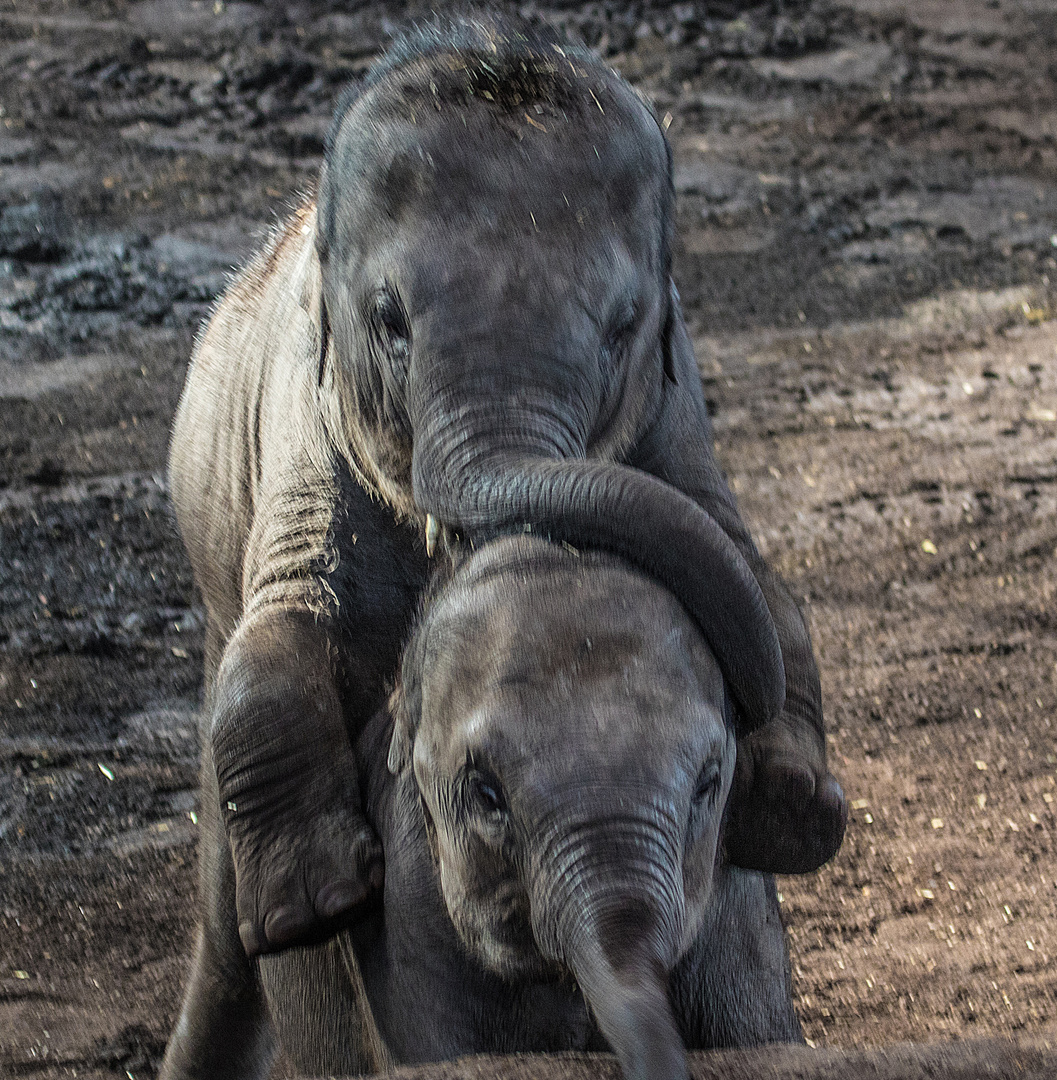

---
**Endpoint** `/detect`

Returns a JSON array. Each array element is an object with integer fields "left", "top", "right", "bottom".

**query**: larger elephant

[
  {"left": 161, "top": 537, "right": 804, "bottom": 1080},
  {"left": 167, "top": 13, "right": 845, "bottom": 967}
]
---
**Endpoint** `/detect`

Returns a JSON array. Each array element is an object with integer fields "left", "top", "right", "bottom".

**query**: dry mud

[{"left": 1, "top": 1, "right": 1057, "bottom": 1078}]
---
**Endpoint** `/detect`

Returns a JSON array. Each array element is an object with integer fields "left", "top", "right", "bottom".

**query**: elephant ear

[
  {"left": 386, "top": 675, "right": 426, "bottom": 775},
  {"left": 661, "top": 277, "right": 706, "bottom": 392},
  {"left": 386, "top": 687, "right": 414, "bottom": 775},
  {"left": 661, "top": 279, "right": 681, "bottom": 385},
  {"left": 386, "top": 630, "right": 427, "bottom": 775}
]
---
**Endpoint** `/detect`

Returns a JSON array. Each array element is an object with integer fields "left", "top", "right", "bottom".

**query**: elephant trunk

[
  {"left": 568, "top": 942, "right": 688, "bottom": 1080},
  {"left": 411, "top": 397, "right": 784, "bottom": 730},
  {"left": 530, "top": 803, "right": 690, "bottom": 1080}
]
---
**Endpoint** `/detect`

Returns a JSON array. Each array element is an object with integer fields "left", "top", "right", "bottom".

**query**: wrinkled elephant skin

[{"left": 162, "top": 15, "right": 844, "bottom": 1058}]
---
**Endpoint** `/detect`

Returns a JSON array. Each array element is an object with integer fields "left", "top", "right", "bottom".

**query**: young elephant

[
  {"left": 161, "top": 537, "right": 803, "bottom": 1080},
  {"left": 168, "top": 12, "right": 845, "bottom": 966}
]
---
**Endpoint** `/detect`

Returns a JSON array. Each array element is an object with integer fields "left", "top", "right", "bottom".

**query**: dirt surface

[
  {"left": 2, "top": 1, "right": 1057, "bottom": 1077},
  {"left": 354, "top": 1040, "right": 1057, "bottom": 1080}
]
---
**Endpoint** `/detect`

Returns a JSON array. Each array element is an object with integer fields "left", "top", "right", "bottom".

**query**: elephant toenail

[
  {"left": 264, "top": 905, "right": 312, "bottom": 946},
  {"left": 238, "top": 921, "right": 268, "bottom": 957},
  {"left": 316, "top": 881, "right": 365, "bottom": 918}
]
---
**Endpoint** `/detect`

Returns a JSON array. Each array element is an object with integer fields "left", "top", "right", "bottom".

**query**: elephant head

[
  {"left": 316, "top": 15, "right": 783, "bottom": 730},
  {"left": 389, "top": 536, "right": 743, "bottom": 1080}
]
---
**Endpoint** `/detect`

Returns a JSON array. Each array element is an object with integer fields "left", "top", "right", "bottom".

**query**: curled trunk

[{"left": 413, "top": 439, "right": 783, "bottom": 730}]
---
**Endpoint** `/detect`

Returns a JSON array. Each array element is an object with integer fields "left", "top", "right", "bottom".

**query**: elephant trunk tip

[{"left": 569, "top": 944, "right": 689, "bottom": 1080}]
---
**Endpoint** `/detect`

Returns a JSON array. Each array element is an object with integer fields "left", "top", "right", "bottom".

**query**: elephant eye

[
  {"left": 370, "top": 288, "right": 410, "bottom": 355},
  {"left": 599, "top": 301, "right": 638, "bottom": 388},
  {"left": 603, "top": 302, "right": 638, "bottom": 355},
  {"left": 692, "top": 760, "right": 722, "bottom": 806},
  {"left": 467, "top": 769, "right": 507, "bottom": 816}
]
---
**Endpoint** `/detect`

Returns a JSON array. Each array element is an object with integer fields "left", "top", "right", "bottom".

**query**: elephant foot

[
  {"left": 226, "top": 800, "right": 384, "bottom": 958},
  {"left": 725, "top": 727, "right": 848, "bottom": 875},
  {"left": 208, "top": 608, "right": 387, "bottom": 958}
]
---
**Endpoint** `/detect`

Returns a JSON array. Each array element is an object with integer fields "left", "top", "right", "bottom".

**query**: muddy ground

[{"left": 2, "top": 1, "right": 1057, "bottom": 1077}]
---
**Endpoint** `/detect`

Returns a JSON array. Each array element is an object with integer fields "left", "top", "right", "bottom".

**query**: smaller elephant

[{"left": 160, "top": 536, "right": 803, "bottom": 1080}]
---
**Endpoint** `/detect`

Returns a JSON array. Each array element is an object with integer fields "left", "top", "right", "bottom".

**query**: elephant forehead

[
  {"left": 452, "top": 693, "right": 726, "bottom": 776},
  {"left": 334, "top": 77, "right": 667, "bottom": 234},
  {"left": 424, "top": 566, "right": 724, "bottom": 712}
]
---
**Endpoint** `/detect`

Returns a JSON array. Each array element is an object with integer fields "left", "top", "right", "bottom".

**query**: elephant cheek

[
  {"left": 436, "top": 842, "right": 488, "bottom": 952},
  {"left": 436, "top": 837, "right": 537, "bottom": 975},
  {"left": 681, "top": 768, "right": 734, "bottom": 946},
  {"left": 435, "top": 833, "right": 469, "bottom": 916},
  {"left": 678, "top": 842, "right": 719, "bottom": 955}
]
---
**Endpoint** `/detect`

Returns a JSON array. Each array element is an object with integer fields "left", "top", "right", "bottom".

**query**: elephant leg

[
  {"left": 201, "top": 609, "right": 226, "bottom": 713},
  {"left": 257, "top": 932, "right": 392, "bottom": 1076},
  {"left": 159, "top": 747, "right": 275, "bottom": 1080},
  {"left": 670, "top": 866, "right": 803, "bottom": 1049},
  {"left": 632, "top": 299, "right": 846, "bottom": 873},
  {"left": 210, "top": 606, "right": 383, "bottom": 957},
  {"left": 720, "top": 568, "right": 848, "bottom": 874}
]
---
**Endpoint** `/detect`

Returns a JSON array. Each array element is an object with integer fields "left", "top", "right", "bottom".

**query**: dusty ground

[{"left": 2, "top": 1, "right": 1057, "bottom": 1077}]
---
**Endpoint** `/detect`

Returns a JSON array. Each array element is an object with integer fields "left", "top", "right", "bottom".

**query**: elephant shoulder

[
  {"left": 184, "top": 201, "right": 323, "bottom": 432},
  {"left": 170, "top": 201, "right": 328, "bottom": 624}
]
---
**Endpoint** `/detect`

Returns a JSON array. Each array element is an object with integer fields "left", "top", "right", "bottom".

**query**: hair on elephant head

[
  {"left": 315, "top": 11, "right": 784, "bottom": 733},
  {"left": 387, "top": 535, "right": 741, "bottom": 1080}
]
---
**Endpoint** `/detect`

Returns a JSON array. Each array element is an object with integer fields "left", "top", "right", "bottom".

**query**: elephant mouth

[{"left": 462, "top": 888, "right": 559, "bottom": 980}]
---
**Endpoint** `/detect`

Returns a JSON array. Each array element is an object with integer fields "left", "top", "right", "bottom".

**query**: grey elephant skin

[
  {"left": 166, "top": 11, "right": 845, "bottom": 971},
  {"left": 163, "top": 536, "right": 803, "bottom": 1080}
]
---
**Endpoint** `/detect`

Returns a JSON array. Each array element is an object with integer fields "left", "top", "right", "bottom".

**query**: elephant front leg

[
  {"left": 211, "top": 607, "right": 383, "bottom": 956},
  {"left": 631, "top": 308, "right": 846, "bottom": 873},
  {"left": 647, "top": 461, "right": 847, "bottom": 872},
  {"left": 721, "top": 568, "right": 848, "bottom": 874}
]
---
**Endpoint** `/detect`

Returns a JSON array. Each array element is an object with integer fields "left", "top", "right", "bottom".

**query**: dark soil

[{"left": 2, "top": 1, "right": 1056, "bottom": 1078}]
